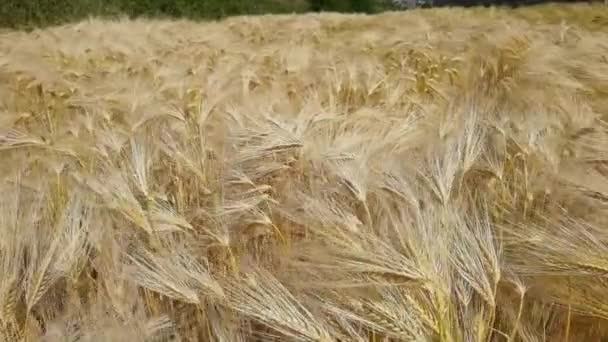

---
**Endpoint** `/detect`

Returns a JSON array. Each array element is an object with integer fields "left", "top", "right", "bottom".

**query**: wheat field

[{"left": 1, "top": 3, "right": 608, "bottom": 341}]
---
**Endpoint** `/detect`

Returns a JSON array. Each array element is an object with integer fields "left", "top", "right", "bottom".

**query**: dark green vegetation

[{"left": 0, "top": 0, "right": 380, "bottom": 29}]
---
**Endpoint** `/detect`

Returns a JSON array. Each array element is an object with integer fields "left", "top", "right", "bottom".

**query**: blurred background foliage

[
  {"left": 0, "top": 0, "right": 380, "bottom": 29},
  {"left": 0, "top": 0, "right": 602, "bottom": 30}
]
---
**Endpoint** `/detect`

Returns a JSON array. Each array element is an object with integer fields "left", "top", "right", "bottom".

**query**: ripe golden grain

[{"left": 1, "top": 3, "right": 608, "bottom": 341}]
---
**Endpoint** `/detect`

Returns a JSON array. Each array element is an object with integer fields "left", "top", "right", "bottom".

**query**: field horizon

[{"left": 1, "top": 3, "right": 608, "bottom": 341}]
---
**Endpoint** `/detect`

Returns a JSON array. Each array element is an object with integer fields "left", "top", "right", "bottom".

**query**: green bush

[
  {"left": 0, "top": 0, "right": 312, "bottom": 29},
  {"left": 0, "top": 0, "right": 388, "bottom": 29},
  {"left": 0, "top": 0, "right": 117, "bottom": 28},
  {"left": 350, "top": 0, "right": 376, "bottom": 12},
  {"left": 309, "top": 0, "right": 377, "bottom": 12}
]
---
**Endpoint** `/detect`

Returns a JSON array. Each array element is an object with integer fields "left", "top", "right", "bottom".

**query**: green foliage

[
  {"left": 0, "top": 0, "right": 118, "bottom": 28},
  {"left": 350, "top": 0, "right": 376, "bottom": 12},
  {"left": 309, "top": 0, "right": 377, "bottom": 13},
  {"left": 0, "top": 0, "right": 312, "bottom": 29},
  {"left": 0, "top": 0, "right": 393, "bottom": 29}
]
